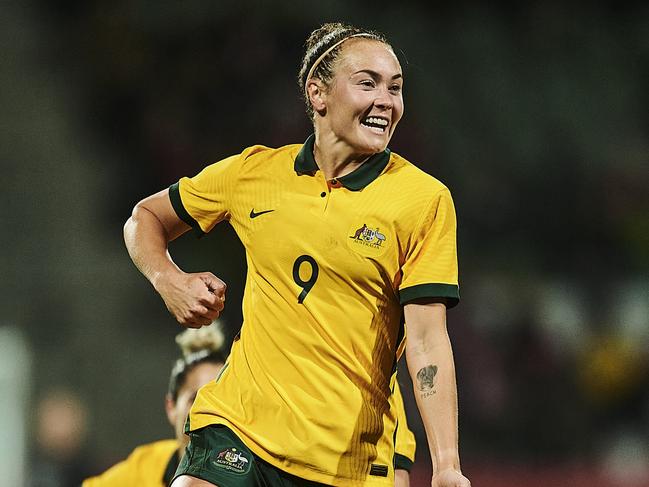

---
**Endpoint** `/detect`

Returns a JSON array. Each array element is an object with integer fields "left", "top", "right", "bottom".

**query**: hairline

[
  {"left": 306, "top": 37, "right": 393, "bottom": 86},
  {"left": 321, "top": 42, "right": 402, "bottom": 93}
]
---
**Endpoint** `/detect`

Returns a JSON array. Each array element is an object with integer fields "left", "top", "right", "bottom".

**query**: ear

[
  {"left": 164, "top": 394, "right": 176, "bottom": 428},
  {"left": 306, "top": 79, "right": 327, "bottom": 114}
]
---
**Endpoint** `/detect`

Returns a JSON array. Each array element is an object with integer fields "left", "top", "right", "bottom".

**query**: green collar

[{"left": 294, "top": 134, "right": 391, "bottom": 191}]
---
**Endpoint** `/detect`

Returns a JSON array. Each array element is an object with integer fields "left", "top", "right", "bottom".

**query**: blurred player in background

[
  {"left": 124, "top": 21, "right": 468, "bottom": 487},
  {"left": 82, "top": 323, "right": 227, "bottom": 487}
]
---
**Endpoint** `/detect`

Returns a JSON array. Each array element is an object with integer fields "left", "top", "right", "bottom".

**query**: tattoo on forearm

[{"left": 416, "top": 365, "right": 438, "bottom": 398}]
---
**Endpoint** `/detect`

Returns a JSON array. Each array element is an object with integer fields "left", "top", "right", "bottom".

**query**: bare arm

[
  {"left": 404, "top": 301, "right": 470, "bottom": 487},
  {"left": 394, "top": 469, "right": 410, "bottom": 487},
  {"left": 123, "top": 189, "right": 225, "bottom": 327}
]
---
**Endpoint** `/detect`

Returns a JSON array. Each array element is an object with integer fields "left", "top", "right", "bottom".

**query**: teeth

[
  {"left": 361, "top": 116, "right": 389, "bottom": 133},
  {"left": 363, "top": 117, "right": 388, "bottom": 127}
]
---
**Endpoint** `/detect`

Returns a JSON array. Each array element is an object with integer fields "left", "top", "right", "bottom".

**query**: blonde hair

[
  {"left": 175, "top": 321, "right": 225, "bottom": 357},
  {"left": 167, "top": 320, "right": 227, "bottom": 400}
]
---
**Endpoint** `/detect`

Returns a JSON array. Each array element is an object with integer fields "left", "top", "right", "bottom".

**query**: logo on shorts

[
  {"left": 349, "top": 223, "right": 387, "bottom": 249},
  {"left": 213, "top": 447, "right": 251, "bottom": 474}
]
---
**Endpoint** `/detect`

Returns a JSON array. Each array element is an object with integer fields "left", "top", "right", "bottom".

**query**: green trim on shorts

[{"left": 173, "top": 424, "right": 327, "bottom": 487}]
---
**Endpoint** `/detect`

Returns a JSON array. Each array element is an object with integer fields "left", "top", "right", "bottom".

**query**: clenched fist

[
  {"left": 155, "top": 270, "right": 226, "bottom": 328},
  {"left": 432, "top": 468, "right": 471, "bottom": 487}
]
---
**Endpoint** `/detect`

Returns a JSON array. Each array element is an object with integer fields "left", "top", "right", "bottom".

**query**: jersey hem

[
  {"left": 188, "top": 417, "right": 392, "bottom": 486},
  {"left": 399, "top": 283, "right": 460, "bottom": 308}
]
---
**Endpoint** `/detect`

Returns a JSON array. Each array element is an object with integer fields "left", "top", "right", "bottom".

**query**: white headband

[{"left": 304, "top": 33, "right": 372, "bottom": 93}]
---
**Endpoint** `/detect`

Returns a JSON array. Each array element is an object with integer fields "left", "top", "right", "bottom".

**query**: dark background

[{"left": 2, "top": 1, "right": 648, "bottom": 486}]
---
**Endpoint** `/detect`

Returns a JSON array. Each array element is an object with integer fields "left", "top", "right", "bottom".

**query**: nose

[{"left": 374, "top": 85, "right": 393, "bottom": 110}]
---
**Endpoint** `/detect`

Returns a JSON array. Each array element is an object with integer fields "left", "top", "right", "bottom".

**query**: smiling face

[{"left": 312, "top": 39, "right": 404, "bottom": 156}]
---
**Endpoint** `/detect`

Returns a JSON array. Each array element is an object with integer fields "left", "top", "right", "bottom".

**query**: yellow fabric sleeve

[{"left": 399, "top": 188, "right": 459, "bottom": 307}]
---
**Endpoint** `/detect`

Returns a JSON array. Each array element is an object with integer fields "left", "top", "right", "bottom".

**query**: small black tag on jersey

[{"left": 370, "top": 464, "right": 389, "bottom": 477}]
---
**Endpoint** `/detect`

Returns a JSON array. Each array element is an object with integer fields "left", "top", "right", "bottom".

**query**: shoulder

[
  {"left": 194, "top": 142, "right": 300, "bottom": 181},
  {"left": 110, "top": 439, "right": 176, "bottom": 474},
  {"left": 379, "top": 152, "right": 454, "bottom": 217},
  {"left": 234, "top": 142, "right": 302, "bottom": 174},
  {"left": 129, "top": 439, "right": 178, "bottom": 460},
  {"left": 82, "top": 440, "right": 176, "bottom": 487},
  {"left": 239, "top": 142, "right": 302, "bottom": 164},
  {"left": 386, "top": 151, "right": 450, "bottom": 195},
  {"left": 240, "top": 142, "right": 301, "bottom": 159},
  {"left": 118, "top": 439, "right": 177, "bottom": 481}
]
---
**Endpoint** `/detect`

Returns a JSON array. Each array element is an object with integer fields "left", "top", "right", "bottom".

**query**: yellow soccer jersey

[
  {"left": 392, "top": 381, "right": 416, "bottom": 471},
  {"left": 170, "top": 135, "right": 458, "bottom": 486},
  {"left": 82, "top": 439, "right": 178, "bottom": 487}
]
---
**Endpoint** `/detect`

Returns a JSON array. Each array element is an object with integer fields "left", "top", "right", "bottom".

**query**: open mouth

[{"left": 360, "top": 116, "right": 389, "bottom": 133}]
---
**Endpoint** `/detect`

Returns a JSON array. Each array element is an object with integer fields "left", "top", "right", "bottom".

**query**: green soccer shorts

[{"left": 173, "top": 424, "right": 327, "bottom": 487}]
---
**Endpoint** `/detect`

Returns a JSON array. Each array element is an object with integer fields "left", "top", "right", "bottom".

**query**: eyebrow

[{"left": 352, "top": 69, "right": 403, "bottom": 80}]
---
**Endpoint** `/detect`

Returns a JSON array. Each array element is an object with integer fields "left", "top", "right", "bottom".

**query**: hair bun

[{"left": 175, "top": 320, "right": 225, "bottom": 357}]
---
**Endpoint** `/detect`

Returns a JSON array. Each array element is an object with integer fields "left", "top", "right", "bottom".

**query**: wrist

[
  {"left": 433, "top": 449, "right": 460, "bottom": 472},
  {"left": 151, "top": 266, "right": 183, "bottom": 293}
]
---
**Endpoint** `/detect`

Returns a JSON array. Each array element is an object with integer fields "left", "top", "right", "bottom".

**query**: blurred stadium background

[{"left": 2, "top": 1, "right": 648, "bottom": 486}]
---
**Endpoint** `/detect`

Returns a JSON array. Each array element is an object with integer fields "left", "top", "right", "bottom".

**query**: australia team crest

[
  {"left": 213, "top": 447, "right": 251, "bottom": 474},
  {"left": 347, "top": 222, "right": 391, "bottom": 257}
]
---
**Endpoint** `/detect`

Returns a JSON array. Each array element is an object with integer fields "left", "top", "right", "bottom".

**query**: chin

[
  {"left": 366, "top": 138, "right": 390, "bottom": 154},
  {"left": 355, "top": 133, "right": 390, "bottom": 154}
]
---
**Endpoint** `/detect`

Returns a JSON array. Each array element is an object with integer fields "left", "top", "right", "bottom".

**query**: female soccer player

[
  {"left": 82, "top": 324, "right": 227, "bottom": 486},
  {"left": 124, "top": 22, "right": 470, "bottom": 487}
]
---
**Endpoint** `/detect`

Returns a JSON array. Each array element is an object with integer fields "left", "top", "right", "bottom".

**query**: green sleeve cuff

[
  {"left": 394, "top": 453, "right": 414, "bottom": 472},
  {"left": 168, "top": 183, "right": 205, "bottom": 238},
  {"left": 399, "top": 283, "right": 460, "bottom": 308}
]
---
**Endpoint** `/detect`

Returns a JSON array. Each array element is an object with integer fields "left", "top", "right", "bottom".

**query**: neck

[{"left": 313, "top": 130, "right": 373, "bottom": 180}]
